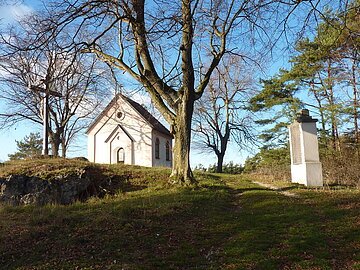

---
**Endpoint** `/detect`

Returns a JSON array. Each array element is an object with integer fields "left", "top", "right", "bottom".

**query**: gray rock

[{"left": 0, "top": 167, "right": 108, "bottom": 206}]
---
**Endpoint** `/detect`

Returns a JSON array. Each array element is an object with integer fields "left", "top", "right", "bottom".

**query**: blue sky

[
  {"left": 0, "top": 0, "right": 295, "bottom": 166},
  {"left": 0, "top": 1, "right": 37, "bottom": 161}
]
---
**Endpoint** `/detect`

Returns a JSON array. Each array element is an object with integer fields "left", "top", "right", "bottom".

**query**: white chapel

[{"left": 86, "top": 94, "right": 173, "bottom": 167}]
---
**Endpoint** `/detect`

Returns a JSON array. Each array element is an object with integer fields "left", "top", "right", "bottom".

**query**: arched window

[
  {"left": 155, "top": 138, "right": 160, "bottom": 159},
  {"left": 117, "top": 148, "right": 125, "bottom": 163},
  {"left": 166, "top": 141, "right": 171, "bottom": 161}
]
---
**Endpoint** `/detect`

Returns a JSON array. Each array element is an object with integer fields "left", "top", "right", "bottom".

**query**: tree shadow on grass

[{"left": 0, "top": 183, "right": 359, "bottom": 270}]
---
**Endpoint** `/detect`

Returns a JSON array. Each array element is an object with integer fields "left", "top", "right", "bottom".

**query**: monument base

[{"left": 291, "top": 162, "right": 323, "bottom": 187}]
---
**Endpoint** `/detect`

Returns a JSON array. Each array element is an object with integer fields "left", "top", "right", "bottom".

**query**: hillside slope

[{"left": 0, "top": 159, "right": 359, "bottom": 269}]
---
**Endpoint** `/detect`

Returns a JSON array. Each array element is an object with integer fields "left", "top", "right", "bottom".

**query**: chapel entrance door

[{"left": 117, "top": 147, "right": 125, "bottom": 164}]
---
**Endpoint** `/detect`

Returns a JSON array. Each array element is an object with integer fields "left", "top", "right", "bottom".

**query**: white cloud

[{"left": 0, "top": 3, "right": 33, "bottom": 26}]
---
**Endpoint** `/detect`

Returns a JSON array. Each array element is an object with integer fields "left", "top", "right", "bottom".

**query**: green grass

[{"left": 0, "top": 160, "right": 359, "bottom": 269}]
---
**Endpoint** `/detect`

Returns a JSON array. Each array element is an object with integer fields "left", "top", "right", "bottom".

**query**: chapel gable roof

[{"left": 86, "top": 94, "right": 173, "bottom": 138}]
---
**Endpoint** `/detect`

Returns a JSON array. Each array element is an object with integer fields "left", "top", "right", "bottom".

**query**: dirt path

[{"left": 252, "top": 181, "right": 299, "bottom": 197}]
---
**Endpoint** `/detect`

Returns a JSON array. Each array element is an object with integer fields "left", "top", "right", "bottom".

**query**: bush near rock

[{"left": 0, "top": 167, "right": 112, "bottom": 206}]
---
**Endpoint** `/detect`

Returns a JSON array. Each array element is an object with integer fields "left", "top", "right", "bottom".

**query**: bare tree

[
  {"left": 193, "top": 56, "right": 255, "bottom": 173},
  {"left": 22, "top": 0, "right": 338, "bottom": 183},
  {"left": 0, "top": 16, "right": 110, "bottom": 157},
  {"left": 33, "top": 0, "right": 290, "bottom": 184}
]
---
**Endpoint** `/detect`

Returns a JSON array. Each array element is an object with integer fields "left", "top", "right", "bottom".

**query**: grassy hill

[{"left": 0, "top": 159, "right": 359, "bottom": 269}]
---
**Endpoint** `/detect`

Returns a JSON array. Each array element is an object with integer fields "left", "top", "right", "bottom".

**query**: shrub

[
  {"left": 321, "top": 146, "right": 360, "bottom": 187},
  {"left": 207, "top": 162, "right": 244, "bottom": 174},
  {"left": 243, "top": 146, "right": 291, "bottom": 182},
  {"left": 245, "top": 144, "right": 360, "bottom": 188}
]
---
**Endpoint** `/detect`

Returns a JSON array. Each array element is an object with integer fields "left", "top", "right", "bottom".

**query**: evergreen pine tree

[{"left": 8, "top": 133, "right": 42, "bottom": 160}]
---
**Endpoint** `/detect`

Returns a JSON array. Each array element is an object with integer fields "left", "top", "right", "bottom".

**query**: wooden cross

[{"left": 30, "top": 84, "right": 62, "bottom": 156}]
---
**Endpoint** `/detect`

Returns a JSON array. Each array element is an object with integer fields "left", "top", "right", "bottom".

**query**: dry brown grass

[
  {"left": 321, "top": 147, "right": 360, "bottom": 188},
  {"left": 246, "top": 148, "right": 360, "bottom": 188}
]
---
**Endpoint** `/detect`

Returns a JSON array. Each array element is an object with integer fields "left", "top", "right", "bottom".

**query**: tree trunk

[
  {"left": 326, "top": 60, "right": 339, "bottom": 150},
  {"left": 351, "top": 58, "right": 359, "bottom": 143},
  {"left": 216, "top": 131, "right": 230, "bottom": 173},
  {"left": 169, "top": 0, "right": 197, "bottom": 185},
  {"left": 61, "top": 137, "right": 66, "bottom": 158},
  {"left": 51, "top": 141, "right": 59, "bottom": 157},
  {"left": 216, "top": 153, "right": 225, "bottom": 173},
  {"left": 170, "top": 99, "right": 195, "bottom": 185},
  {"left": 311, "top": 87, "right": 327, "bottom": 144},
  {"left": 49, "top": 133, "right": 61, "bottom": 157}
]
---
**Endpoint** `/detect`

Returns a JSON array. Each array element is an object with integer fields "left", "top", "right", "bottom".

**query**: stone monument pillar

[{"left": 289, "top": 109, "right": 323, "bottom": 187}]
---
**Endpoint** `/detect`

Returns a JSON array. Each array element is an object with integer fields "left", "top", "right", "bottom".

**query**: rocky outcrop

[{"left": 0, "top": 167, "right": 112, "bottom": 206}]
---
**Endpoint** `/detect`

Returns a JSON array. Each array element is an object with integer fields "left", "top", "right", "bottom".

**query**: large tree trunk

[
  {"left": 170, "top": 99, "right": 195, "bottom": 185},
  {"left": 50, "top": 141, "right": 59, "bottom": 157},
  {"left": 168, "top": 0, "right": 197, "bottom": 185},
  {"left": 61, "top": 137, "right": 66, "bottom": 158},
  {"left": 49, "top": 132, "right": 61, "bottom": 157}
]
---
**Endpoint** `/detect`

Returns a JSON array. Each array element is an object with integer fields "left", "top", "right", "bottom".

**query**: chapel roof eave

[{"left": 86, "top": 93, "right": 173, "bottom": 138}]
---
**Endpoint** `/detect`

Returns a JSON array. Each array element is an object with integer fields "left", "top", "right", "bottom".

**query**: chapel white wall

[
  {"left": 87, "top": 98, "right": 153, "bottom": 166},
  {"left": 152, "top": 130, "right": 173, "bottom": 168}
]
